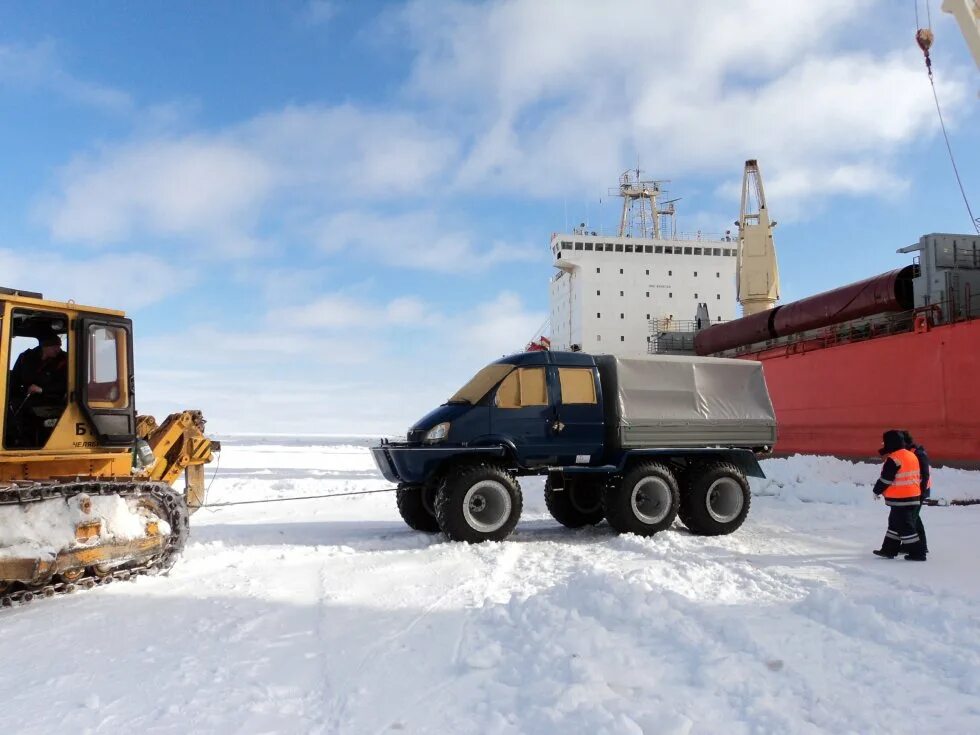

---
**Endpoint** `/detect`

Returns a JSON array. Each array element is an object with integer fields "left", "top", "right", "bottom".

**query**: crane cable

[{"left": 915, "top": 1, "right": 980, "bottom": 235}]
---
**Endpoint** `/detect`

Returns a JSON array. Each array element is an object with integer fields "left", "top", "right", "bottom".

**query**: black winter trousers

[
  {"left": 880, "top": 504, "right": 925, "bottom": 557},
  {"left": 915, "top": 504, "right": 928, "bottom": 554}
]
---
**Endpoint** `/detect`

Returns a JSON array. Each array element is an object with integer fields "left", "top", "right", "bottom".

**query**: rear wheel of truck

[
  {"left": 544, "top": 476, "right": 605, "bottom": 528},
  {"left": 678, "top": 462, "right": 751, "bottom": 536},
  {"left": 603, "top": 462, "right": 679, "bottom": 537},
  {"left": 396, "top": 483, "right": 440, "bottom": 533},
  {"left": 434, "top": 463, "right": 523, "bottom": 543}
]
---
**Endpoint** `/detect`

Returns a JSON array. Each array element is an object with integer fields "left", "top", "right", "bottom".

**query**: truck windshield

[{"left": 448, "top": 364, "right": 514, "bottom": 405}]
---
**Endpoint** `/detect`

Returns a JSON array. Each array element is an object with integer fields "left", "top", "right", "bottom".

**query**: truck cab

[{"left": 407, "top": 351, "right": 606, "bottom": 469}]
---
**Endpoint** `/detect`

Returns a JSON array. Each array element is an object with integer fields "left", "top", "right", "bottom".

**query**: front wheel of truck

[
  {"left": 396, "top": 482, "right": 440, "bottom": 532},
  {"left": 544, "top": 476, "right": 605, "bottom": 528},
  {"left": 604, "top": 462, "right": 679, "bottom": 537},
  {"left": 434, "top": 463, "right": 523, "bottom": 543},
  {"left": 678, "top": 462, "right": 751, "bottom": 536}
]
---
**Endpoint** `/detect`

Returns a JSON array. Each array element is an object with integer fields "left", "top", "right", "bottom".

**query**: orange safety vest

[{"left": 884, "top": 449, "right": 921, "bottom": 500}]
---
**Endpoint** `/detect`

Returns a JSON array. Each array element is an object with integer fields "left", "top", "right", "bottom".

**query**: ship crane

[{"left": 736, "top": 159, "right": 780, "bottom": 316}]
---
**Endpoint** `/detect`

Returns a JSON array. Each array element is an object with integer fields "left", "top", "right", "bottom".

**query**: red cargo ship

[{"left": 694, "top": 233, "right": 980, "bottom": 466}]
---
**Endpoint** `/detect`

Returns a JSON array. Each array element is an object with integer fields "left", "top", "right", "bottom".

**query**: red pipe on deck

[{"left": 695, "top": 266, "right": 917, "bottom": 355}]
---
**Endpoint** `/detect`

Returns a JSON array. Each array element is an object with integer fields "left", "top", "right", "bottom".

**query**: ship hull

[{"left": 748, "top": 318, "right": 980, "bottom": 466}]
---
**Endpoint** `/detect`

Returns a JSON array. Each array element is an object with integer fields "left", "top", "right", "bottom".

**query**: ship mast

[
  {"left": 736, "top": 159, "right": 780, "bottom": 316},
  {"left": 611, "top": 168, "right": 676, "bottom": 239}
]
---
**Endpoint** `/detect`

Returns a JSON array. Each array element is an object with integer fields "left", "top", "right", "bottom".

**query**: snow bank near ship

[{"left": 755, "top": 454, "right": 980, "bottom": 504}]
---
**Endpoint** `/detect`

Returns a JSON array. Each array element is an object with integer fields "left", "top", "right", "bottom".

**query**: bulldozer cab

[{"left": 0, "top": 290, "right": 136, "bottom": 460}]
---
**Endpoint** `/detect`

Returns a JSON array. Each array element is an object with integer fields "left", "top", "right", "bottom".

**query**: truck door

[
  {"left": 76, "top": 315, "right": 136, "bottom": 446},
  {"left": 553, "top": 366, "right": 604, "bottom": 465},
  {"left": 491, "top": 366, "right": 557, "bottom": 466}
]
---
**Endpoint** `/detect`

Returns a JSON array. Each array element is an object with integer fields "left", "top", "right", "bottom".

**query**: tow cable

[{"left": 200, "top": 487, "right": 397, "bottom": 510}]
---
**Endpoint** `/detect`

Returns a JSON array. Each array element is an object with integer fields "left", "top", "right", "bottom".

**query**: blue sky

[{"left": 1, "top": 0, "right": 977, "bottom": 434}]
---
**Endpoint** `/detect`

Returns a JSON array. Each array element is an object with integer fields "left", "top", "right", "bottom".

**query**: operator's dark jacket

[
  {"left": 909, "top": 443, "right": 931, "bottom": 499},
  {"left": 10, "top": 347, "right": 68, "bottom": 402}
]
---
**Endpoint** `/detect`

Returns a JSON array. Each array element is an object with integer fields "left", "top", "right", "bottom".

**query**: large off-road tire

[
  {"left": 678, "top": 462, "right": 751, "bottom": 536},
  {"left": 396, "top": 483, "right": 440, "bottom": 532},
  {"left": 544, "top": 475, "right": 605, "bottom": 528},
  {"left": 434, "top": 463, "right": 523, "bottom": 543},
  {"left": 603, "top": 462, "right": 679, "bottom": 536}
]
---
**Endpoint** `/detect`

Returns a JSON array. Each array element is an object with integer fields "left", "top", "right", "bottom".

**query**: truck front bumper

[{"left": 370, "top": 443, "right": 506, "bottom": 485}]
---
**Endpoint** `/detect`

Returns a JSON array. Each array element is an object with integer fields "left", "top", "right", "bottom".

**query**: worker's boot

[
  {"left": 903, "top": 538, "right": 927, "bottom": 561},
  {"left": 873, "top": 536, "right": 900, "bottom": 559}
]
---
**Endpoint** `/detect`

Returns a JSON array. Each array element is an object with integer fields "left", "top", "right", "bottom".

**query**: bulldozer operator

[{"left": 6, "top": 331, "right": 67, "bottom": 448}]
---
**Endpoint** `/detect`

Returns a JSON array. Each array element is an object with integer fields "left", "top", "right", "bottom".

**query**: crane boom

[
  {"left": 736, "top": 160, "right": 780, "bottom": 316},
  {"left": 942, "top": 0, "right": 980, "bottom": 70}
]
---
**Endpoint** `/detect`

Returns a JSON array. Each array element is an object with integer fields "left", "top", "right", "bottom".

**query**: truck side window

[
  {"left": 558, "top": 368, "right": 597, "bottom": 405},
  {"left": 495, "top": 367, "right": 548, "bottom": 408}
]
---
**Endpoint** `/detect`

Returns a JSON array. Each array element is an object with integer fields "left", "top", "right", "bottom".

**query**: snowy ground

[{"left": 3, "top": 439, "right": 980, "bottom": 735}]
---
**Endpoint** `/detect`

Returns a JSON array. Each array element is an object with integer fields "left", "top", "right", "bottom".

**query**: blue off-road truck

[{"left": 371, "top": 351, "right": 777, "bottom": 543}]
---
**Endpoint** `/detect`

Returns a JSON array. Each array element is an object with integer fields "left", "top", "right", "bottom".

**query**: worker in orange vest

[
  {"left": 872, "top": 429, "right": 926, "bottom": 561},
  {"left": 902, "top": 430, "right": 930, "bottom": 558}
]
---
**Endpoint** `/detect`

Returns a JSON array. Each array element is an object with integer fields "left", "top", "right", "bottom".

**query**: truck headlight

[{"left": 424, "top": 422, "right": 450, "bottom": 443}]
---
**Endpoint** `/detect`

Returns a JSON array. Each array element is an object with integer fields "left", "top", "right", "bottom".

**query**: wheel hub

[
  {"left": 630, "top": 477, "right": 672, "bottom": 525},
  {"left": 462, "top": 480, "right": 512, "bottom": 533},
  {"left": 705, "top": 478, "right": 744, "bottom": 523}
]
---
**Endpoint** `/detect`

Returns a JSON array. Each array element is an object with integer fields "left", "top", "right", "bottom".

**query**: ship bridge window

[
  {"left": 655, "top": 246, "right": 663, "bottom": 254},
  {"left": 625, "top": 244, "right": 634, "bottom": 253},
  {"left": 587, "top": 243, "right": 595, "bottom": 251},
  {"left": 644, "top": 246, "right": 653, "bottom": 253},
  {"left": 684, "top": 247, "right": 693, "bottom": 255},
  {"left": 664, "top": 246, "right": 673, "bottom": 254},
  {"left": 605, "top": 243, "right": 614, "bottom": 251},
  {"left": 574, "top": 242, "right": 584, "bottom": 251},
  {"left": 724, "top": 249, "right": 733, "bottom": 257},
  {"left": 561, "top": 243, "right": 571, "bottom": 250},
  {"left": 694, "top": 248, "right": 702, "bottom": 255},
  {"left": 615, "top": 244, "right": 624, "bottom": 252},
  {"left": 713, "top": 248, "right": 722, "bottom": 256}
]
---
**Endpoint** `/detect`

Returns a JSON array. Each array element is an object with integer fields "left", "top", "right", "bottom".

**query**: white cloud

[
  {"left": 41, "top": 105, "right": 460, "bottom": 257},
  {"left": 315, "top": 209, "right": 538, "bottom": 273},
  {"left": 43, "top": 138, "right": 275, "bottom": 251},
  {"left": 0, "top": 41, "right": 132, "bottom": 114},
  {"left": 0, "top": 248, "right": 192, "bottom": 311},
  {"left": 272, "top": 293, "right": 436, "bottom": 329},
  {"left": 136, "top": 289, "right": 545, "bottom": 434},
  {"left": 304, "top": 1, "right": 338, "bottom": 26},
  {"left": 396, "top": 0, "right": 970, "bottom": 208}
]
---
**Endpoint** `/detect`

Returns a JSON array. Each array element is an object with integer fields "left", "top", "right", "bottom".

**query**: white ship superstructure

[{"left": 549, "top": 170, "right": 739, "bottom": 355}]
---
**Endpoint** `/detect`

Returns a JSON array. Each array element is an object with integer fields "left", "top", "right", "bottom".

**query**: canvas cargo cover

[{"left": 594, "top": 354, "right": 777, "bottom": 449}]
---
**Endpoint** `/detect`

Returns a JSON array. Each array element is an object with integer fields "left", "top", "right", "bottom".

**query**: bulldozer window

[
  {"left": 86, "top": 325, "right": 130, "bottom": 409},
  {"left": 4, "top": 309, "right": 69, "bottom": 449}
]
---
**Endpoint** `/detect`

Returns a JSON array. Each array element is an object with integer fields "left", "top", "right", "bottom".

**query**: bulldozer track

[{"left": 0, "top": 479, "right": 188, "bottom": 609}]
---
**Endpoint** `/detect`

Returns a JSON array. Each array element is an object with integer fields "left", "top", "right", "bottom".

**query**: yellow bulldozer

[{"left": 0, "top": 287, "right": 218, "bottom": 606}]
